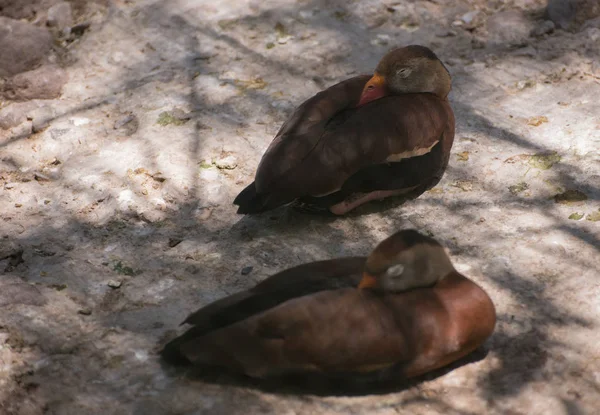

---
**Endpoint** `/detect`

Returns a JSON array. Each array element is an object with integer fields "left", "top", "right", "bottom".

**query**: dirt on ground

[{"left": 1, "top": 0, "right": 599, "bottom": 414}]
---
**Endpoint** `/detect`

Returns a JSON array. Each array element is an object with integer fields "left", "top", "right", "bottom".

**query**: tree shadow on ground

[{"left": 1, "top": 0, "right": 599, "bottom": 413}]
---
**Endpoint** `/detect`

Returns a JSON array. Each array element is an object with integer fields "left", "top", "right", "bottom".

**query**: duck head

[
  {"left": 357, "top": 45, "right": 452, "bottom": 107},
  {"left": 359, "top": 229, "right": 455, "bottom": 292}
]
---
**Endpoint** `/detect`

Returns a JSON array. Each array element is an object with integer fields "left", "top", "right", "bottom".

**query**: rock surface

[
  {"left": 0, "top": 17, "right": 53, "bottom": 77},
  {"left": 1, "top": 64, "right": 68, "bottom": 101},
  {"left": 0, "top": 0, "right": 599, "bottom": 414},
  {"left": 487, "top": 10, "right": 534, "bottom": 46},
  {"left": 47, "top": 1, "right": 73, "bottom": 31}
]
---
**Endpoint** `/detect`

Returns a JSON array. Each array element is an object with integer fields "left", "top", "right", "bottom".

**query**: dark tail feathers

[
  {"left": 233, "top": 182, "right": 271, "bottom": 214},
  {"left": 160, "top": 335, "right": 193, "bottom": 366}
]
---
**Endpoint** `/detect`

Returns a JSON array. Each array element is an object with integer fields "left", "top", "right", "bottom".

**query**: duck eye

[
  {"left": 385, "top": 264, "right": 405, "bottom": 278},
  {"left": 367, "top": 85, "right": 375, "bottom": 90},
  {"left": 396, "top": 68, "right": 411, "bottom": 78}
]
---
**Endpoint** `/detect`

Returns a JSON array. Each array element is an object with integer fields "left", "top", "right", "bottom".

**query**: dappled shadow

[
  {"left": 1, "top": 0, "right": 599, "bottom": 413},
  {"left": 161, "top": 346, "right": 489, "bottom": 397}
]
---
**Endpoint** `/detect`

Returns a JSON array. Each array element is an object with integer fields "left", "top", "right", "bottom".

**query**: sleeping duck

[
  {"left": 161, "top": 230, "right": 495, "bottom": 380},
  {"left": 234, "top": 45, "right": 455, "bottom": 215}
]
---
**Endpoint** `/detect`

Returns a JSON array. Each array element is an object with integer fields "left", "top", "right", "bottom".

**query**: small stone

[
  {"left": 215, "top": 155, "right": 238, "bottom": 170},
  {"left": 568, "top": 212, "right": 583, "bottom": 220},
  {"left": 435, "top": 29, "right": 457, "bottom": 37},
  {"left": 374, "top": 34, "right": 391, "bottom": 46},
  {"left": 241, "top": 266, "right": 253, "bottom": 275},
  {"left": 78, "top": 308, "right": 92, "bottom": 316},
  {"left": 4, "top": 182, "right": 16, "bottom": 189},
  {"left": 150, "top": 172, "right": 166, "bottom": 183},
  {"left": 114, "top": 113, "right": 134, "bottom": 129},
  {"left": 34, "top": 173, "right": 51, "bottom": 182},
  {"left": 50, "top": 128, "right": 70, "bottom": 140},
  {"left": 459, "top": 11, "right": 483, "bottom": 29},
  {"left": 530, "top": 20, "right": 555, "bottom": 37},
  {"left": 517, "top": 80, "right": 536, "bottom": 90},
  {"left": 70, "top": 23, "right": 91, "bottom": 37},
  {"left": 107, "top": 279, "right": 122, "bottom": 289},
  {"left": 277, "top": 35, "right": 293, "bottom": 44},
  {"left": 47, "top": 2, "right": 73, "bottom": 31},
  {"left": 168, "top": 238, "right": 183, "bottom": 248},
  {"left": 487, "top": 11, "right": 533, "bottom": 46},
  {"left": 196, "top": 208, "right": 212, "bottom": 220},
  {"left": 114, "top": 113, "right": 139, "bottom": 136}
]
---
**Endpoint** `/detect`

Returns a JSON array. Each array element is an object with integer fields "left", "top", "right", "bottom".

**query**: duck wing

[
  {"left": 160, "top": 257, "right": 365, "bottom": 364},
  {"left": 234, "top": 76, "right": 454, "bottom": 213},
  {"left": 173, "top": 289, "right": 413, "bottom": 378}
]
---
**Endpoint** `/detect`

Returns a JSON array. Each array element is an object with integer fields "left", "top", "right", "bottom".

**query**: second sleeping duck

[{"left": 161, "top": 230, "right": 496, "bottom": 380}]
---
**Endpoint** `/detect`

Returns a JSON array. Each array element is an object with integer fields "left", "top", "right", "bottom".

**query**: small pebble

[
  {"left": 215, "top": 155, "right": 238, "bottom": 170},
  {"left": 47, "top": 2, "right": 73, "bottom": 31},
  {"left": 107, "top": 280, "right": 122, "bottom": 289},
  {"left": 241, "top": 266, "right": 253, "bottom": 275},
  {"left": 435, "top": 29, "right": 456, "bottom": 38},
  {"left": 114, "top": 113, "right": 135, "bottom": 129},
  {"left": 531, "top": 20, "right": 555, "bottom": 37},
  {"left": 78, "top": 308, "right": 92, "bottom": 315},
  {"left": 70, "top": 23, "right": 90, "bottom": 37},
  {"left": 34, "top": 173, "right": 51, "bottom": 182},
  {"left": 168, "top": 238, "right": 183, "bottom": 248},
  {"left": 460, "top": 11, "right": 480, "bottom": 27},
  {"left": 197, "top": 208, "right": 212, "bottom": 220}
]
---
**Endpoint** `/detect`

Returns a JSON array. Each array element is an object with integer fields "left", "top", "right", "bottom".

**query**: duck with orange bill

[
  {"left": 234, "top": 45, "right": 455, "bottom": 215},
  {"left": 160, "top": 230, "right": 496, "bottom": 380}
]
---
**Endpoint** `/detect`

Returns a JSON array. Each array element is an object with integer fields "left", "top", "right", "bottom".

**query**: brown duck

[
  {"left": 161, "top": 230, "right": 496, "bottom": 379},
  {"left": 234, "top": 45, "right": 455, "bottom": 215}
]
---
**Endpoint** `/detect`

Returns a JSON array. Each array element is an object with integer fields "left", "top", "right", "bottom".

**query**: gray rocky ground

[{"left": 1, "top": 0, "right": 599, "bottom": 414}]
